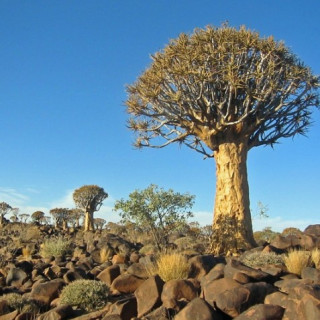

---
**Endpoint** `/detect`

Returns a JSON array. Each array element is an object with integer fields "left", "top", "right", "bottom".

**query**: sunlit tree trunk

[
  {"left": 84, "top": 211, "right": 95, "bottom": 231},
  {"left": 211, "top": 140, "right": 256, "bottom": 254}
]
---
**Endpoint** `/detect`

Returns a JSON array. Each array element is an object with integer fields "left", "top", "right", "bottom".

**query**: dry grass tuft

[
  {"left": 22, "top": 247, "right": 32, "bottom": 260},
  {"left": 147, "top": 252, "right": 189, "bottom": 282},
  {"left": 283, "top": 249, "right": 311, "bottom": 276},
  {"left": 100, "top": 247, "right": 112, "bottom": 263},
  {"left": 311, "top": 248, "right": 320, "bottom": 269}
]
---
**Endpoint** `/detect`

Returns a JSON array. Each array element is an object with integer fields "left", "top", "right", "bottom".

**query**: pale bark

[
  {"left": 211, "top": 141, "right": 256, "bottom": 254},
  {"left": 84, "top": 211, "right": 95, "bottom": 231}
]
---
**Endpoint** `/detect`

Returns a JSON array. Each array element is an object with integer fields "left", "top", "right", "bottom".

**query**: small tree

[
  {"left": 94, "top": 218, "right": 106, "bottom": 230},
  {"left": 126, "top": 25, "right": 319, "bottom": 254},
  {"left": 73, "top": 185, "right": 108, "bottom": 231},
  {"left": 19, "top": 213, "right": 30, "bottom": 223},
  {"left": 0, "top": 202, "right": 13, "bottom": 226},
  {"left": 10, "top": 208, "right": 20, "bottom": 223},
  {"left": 114, "top": 184, "right": 195, "bottom": 250},
  {"left": 68, "top": 208, "right": 84, "bottom": 228},
  {"left": 50, "top": 208, "right": 70, "bottom": 230},
  {"left": 31, "top": 211, "right": 45, "bottom": 224}
]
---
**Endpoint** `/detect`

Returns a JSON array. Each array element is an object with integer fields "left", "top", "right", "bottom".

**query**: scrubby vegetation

[
  {"left": 40, "top": 237, "right": 72, "bottom": 258},
  {"left": 59, "top": 280, "right": 110, "bottom": 311},
  {"left": 0, "top": 293, "right": 39, "bottom": 314},
  {"left": 241, "top": 251, "right": 284, "bottom": 268}
]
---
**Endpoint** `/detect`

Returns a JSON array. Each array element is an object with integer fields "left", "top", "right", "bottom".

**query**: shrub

[
  {"left": 147, "top": 252, "right": 189, "bottom": 282},
  {"left": 241, "top": 251, "right": 284, "bottom": 268},
  {"left": 0, "top": 293, "right": 39, "bottom": 313},
  {"left": 311, "top": 248, "right": 320, "bottom": 269},
  {"left": 59, "top": 279, "right": 109, "bottom": 311},
  {"left": 283, "top": 249, "right": 311, "bottom": 276},
  {"left": 40, "top": 237, "right": 72, "bottom": 258}
]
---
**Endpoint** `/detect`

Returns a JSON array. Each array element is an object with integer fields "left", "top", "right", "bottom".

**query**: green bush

[
  {"left": 0, "top": 293, "right": 39, "bottom": 313},
  {"left": 241, "top": 251, "right": 284, "bottom": 268},
  {"left": 59, "top": 280, "right": 109, "bottom": 311},
  {"left": 40, "top": 237, "right": 72, "bottom": 258}
]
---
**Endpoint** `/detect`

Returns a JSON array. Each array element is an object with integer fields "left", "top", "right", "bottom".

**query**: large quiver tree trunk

[{"left": 211, "top": 140, "right": 256, "bottom": 254}]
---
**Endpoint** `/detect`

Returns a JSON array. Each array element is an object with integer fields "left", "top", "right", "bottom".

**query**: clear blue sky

[{"left": 0, "top": 0, "right": 319, "bottom": 231}]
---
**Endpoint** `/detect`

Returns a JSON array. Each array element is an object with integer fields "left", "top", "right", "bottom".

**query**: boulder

[
  {"left": 301, "top": 267, "right": 320, "bottom": 284},
  {"left": 107, "top": 296, "right": 137, "bottom": 320},
  {"left": 200, "top": 263, "right": 225, "bottom": 287},
  {"left": 111, "top": 274, "right": 145, "bottom": 294},
  {"left": 127, "top": 263, "right": 149, "bottom": 279},
  {"left": 214, "top": 285, "right": 250, "bottom": 317},
  {"left": 37, "top": 305, "right": 74, "bottom": 320},
  {"left": 6, "top": 267, "right": 28, "bottom": 287},
  {"left": 188, "top": 255, "right": 225, "bottom": 280},
  {"left": 174, "top": 297, "right": 223, "bottom": 320},
  {"left": 304, "top": 224, "right": 320, "bottom": 237},
  {"left": 135, "top": 275, "right": 164, "bottom": 318},
  {"left": 224, "top": 259, "right": 270, "bottom": 281},
  {"left": 29, "top": 279, "right": 65, "bottom": 306},
  {"left": 202, "top": 277, "right": 241, "bottom": 307},
  {"left": 97, "top": 265, "right": 121, "bottom": 286},
  {"left": 234, "top": 304, "right": 284, "bottom": 320},
  {"left": 161, "top": 279, "right": 198, "bottom": 310}
]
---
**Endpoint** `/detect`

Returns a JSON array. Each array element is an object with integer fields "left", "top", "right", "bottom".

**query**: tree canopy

[
  {"left": 114, "top": 184, "right": 195, "bottom": 250},
  {"left": 126, "top": 25, "right": 319, "bottom": 156}
]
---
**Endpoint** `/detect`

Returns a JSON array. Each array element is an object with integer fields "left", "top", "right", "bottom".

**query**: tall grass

[
  {"left": 283, "top": 249, "right": 311, "bottom": 276},
  {"left": 146, "top": 252, "right": 189, "bottom": 282},
  {"left": 311, "top": 248, "right": 320, "bottom": 269}
]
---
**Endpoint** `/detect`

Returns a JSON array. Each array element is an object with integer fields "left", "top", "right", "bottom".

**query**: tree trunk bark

[
  {"left": 211, "top": 141, "right": 256, "bottom": 254},
  {"left": 84, "top": 211, "right": 95, "bottom": 231}
]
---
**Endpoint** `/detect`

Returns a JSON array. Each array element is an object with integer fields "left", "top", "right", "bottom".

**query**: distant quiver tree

[
  {"left": 0, "top": 202, "right": 12, "bottom": 226},
  {"left": 125, "top": 25, "right": 319, "bottom": 254},
  {"left": 73, "top": 185, "right": 108, "bottom": 231}
]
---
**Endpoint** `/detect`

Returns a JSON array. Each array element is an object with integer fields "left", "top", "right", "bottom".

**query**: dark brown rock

[
  {"left": 107, "top": 296, "right": 137, "bottom": 320},
  {"left": 224, "top": 259, "right": 270, "bottom": 281},
  {"left": 188, "top": 255, "right": 225, "bottom": 280},
  {"left": 161, "top": 279, "right": 198, "bottom": 310},
  {"left": 264, "top": 291, "right": 289, "bottom": 309},
  {"left": 111, "top": 274, "right": 145, "bottom": 294},
  {"left": 244, "top": 282, "right": 276, "bottom": 306},
  {"left": 0, "top": 310, "right": 19, "bottom": 320},
  {"left": 29, "top": 278, "right": 65, "bottom": 306},
  {"left": 6, "top": 268, "right": 28, "bottom": 287},
  {"left": 234, "top": 304, "right": 284, "bottom": 320},
  {"left": 304, "top": 224, "right": 320, "bottom": 237},
  {"left": 301, "top": 267, "right": 320, "bottom": 283},
  {"left": 97, "top": 264, "right": 121, "bottom": 286},
  {"left": 174, "top": 297, "right": 223, "bottom": 320},
  {"left": 127, "top": 263, "right": 149, "bottom": 279},
  {"left": 215, "top": 285, "right": 250, "bottom": 317},
  {"left": 37, "top": 305, "right": 74, "bottom": 320},
  {"left": 274, "top": 278, "right": 313, "bottom": 294},
  {"left": 135, "top": 275, "right": 164, "bottom": 317},
  {"left": 270, "top": 234, "right": 300, "bottom": 250},
  {"left": 200, "top": 263, "right": 225, "bottom": 287},
  {"left": 202, "top": 277, "right": 241, "bottom": 307}
]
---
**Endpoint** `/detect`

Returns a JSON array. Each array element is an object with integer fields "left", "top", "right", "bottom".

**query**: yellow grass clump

[
  {"left": 147, "top": 252, "right": 189, "bottom": 282},
  {"left": 283, "top": 249, "right": 311, "bottom": 276},
  {"left": 311, "top": 248, "right": 320, "bottom": 269}
]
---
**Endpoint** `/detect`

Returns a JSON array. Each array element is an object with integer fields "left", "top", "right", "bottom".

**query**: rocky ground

[{"left": 0, "top": 223, "right": 319, "bottom": 319}]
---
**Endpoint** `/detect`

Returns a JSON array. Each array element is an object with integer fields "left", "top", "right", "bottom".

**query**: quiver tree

[
  {"left": 68, "top": 208, "right": 84, "bottom": 228},
  {"left": 31, "top": 211, "right": 45, "bottom": 225},
  {"left": 50, "top": 208, "right": 70, "bottom": 230},
  {"left": 94, "top": 218, "right": 106, "bottom": 230},
  {"left": 126, "top": 25, "right": 319, "bottom": 254},
  {"left": 73, "top": 185, "right": 108, "bottom": 231},
  {"left": 0, "top": 202, "right": 12, "bottom": 226}
]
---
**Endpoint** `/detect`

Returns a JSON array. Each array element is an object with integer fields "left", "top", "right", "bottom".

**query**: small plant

[
  {"left": 147, "top": 252, "right": 189, "bottom": 282},
  {"left": 0, "top": 293, "right": 39, "bottom": 313},
  {"left": 241, "top": 251, "right": 284, "bottom": 268},
  {"left": 283, "top": 249, "right": 312, "bottom": 276},
  {"left": 59, "top": 279, "right": 109, "bottom": 311},
  {"left": 100, "top": 247, "right": 112, "bottom": 263},
  {"left": 40, "top": 237, "right": 72, "bottom": 258},
  {"left": 311, "top": 248, "right": 320, "bottom": 269}
]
